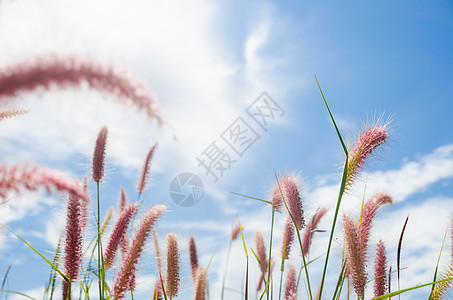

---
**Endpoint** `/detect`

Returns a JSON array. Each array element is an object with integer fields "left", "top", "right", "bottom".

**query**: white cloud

[{"left": 0, "top": 0, "right": 288, "bottom": 184}]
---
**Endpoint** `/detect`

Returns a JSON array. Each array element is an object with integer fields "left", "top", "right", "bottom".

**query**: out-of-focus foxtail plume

[
  {"left": 0, "top": 164, "right": 87, "bottom": 201},
  {"left": 0, "top": 55, "right": 162, "bottom": 124},
  {"left": 189, "top": 235, "right": 199, "bottom": 282},
  {"left": 302, "top": 207, "right": 328, "bottom": 258},
  {"left": 281, "top": 216, "right": 294, "bottom": 259},
  {"left": 193, "top": 266, "right": 207, "bottom": 300},
  {"left": 137, "top": 143, "right": 157, "bottom": 194}
]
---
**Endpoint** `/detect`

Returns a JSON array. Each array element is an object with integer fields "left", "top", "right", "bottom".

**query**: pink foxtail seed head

[
  {"left": 255, "top": 231, "right": 268, "bottom": 275},
  {"left": 281, "top": 215, "right": 294, "bottom": 259},
  {"left": 166, "top": 232, "right": 180, "bottom": 298},
  {"left": 63, "top": 189, "right": 83, "bottom": 283},
  {"left": 137, "top": 143, "right": 157, "bottom": 194},
  {"left": 0, "top": 54, "right": 162, "bottom": 124},
  {"left": 103, "top": 202, "right": 138, "bottom": 269},
  {"left": 92, "top": 126, "right": 108, "bottom": 182},
  {"left": 111, "top": 204, "right": 166, "bottom": 299},
  {"left": 343, "top": 215, "right": 367, "bottom": 298},
  {"left": 302, "top": 207, "right": 328, "bottom": 258},
  {"left": 273, "top": 175, "right": 305, "bottom": 230},
  {"left": 0, "top": 164, "right": 87, "bottom": 202},
  {"left": 189, "top": 235, "right": 199, "bottom": 282},
  {"left": 231, "top": 225, "right": 242, "bottom": 241},
  {"left": 346, "top": 122, "right": 389, "bottom": 190},
  {"left": 359, "top": 193, "right": 392, "bottom": 257}
]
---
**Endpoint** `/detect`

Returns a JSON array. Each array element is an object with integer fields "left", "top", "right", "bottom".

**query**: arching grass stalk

[
  {"left": 96, "top": 181, "right": 102, "bottom": 300},
  {"left": 259, "top": 275, "right": 272, "bottom": 300},
  {"left": 275, "top": 174, "right": 313, "bottom": 300},
  {"left": 332, "top": 258, "right": 347, "bottom": 300},
  {"left": 266, "top": 207, "right": 275, "bottom": 300}
]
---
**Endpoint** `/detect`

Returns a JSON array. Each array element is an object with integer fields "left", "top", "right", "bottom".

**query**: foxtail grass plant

[{"left": 2, "top": 69, "right": 453, "bottom": 300}]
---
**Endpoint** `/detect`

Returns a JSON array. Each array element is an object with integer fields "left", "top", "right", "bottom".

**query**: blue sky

[{"left": 0, "top": 0, "right": 452, "bottom": 299}]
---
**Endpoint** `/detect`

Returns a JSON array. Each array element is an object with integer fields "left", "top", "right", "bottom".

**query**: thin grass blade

[
  {"left": 314, "top": 75, "right": 347, "bottom": 155},
  {"left": 397, "top": 216, "right": 409, "bottom": 300},
  {"left": 231, "top": 192, "right": 272, "bottom": 205},
  {"left": 371, "top": 277, "right": 453, "bottom": 300},
  {"left": 3, "top": 226, "right": 69, "bottom": 282}
]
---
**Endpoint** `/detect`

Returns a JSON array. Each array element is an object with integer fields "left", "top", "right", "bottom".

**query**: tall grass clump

[{"left": 1, "top": 55, "right": 453, "bottom": 300}]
